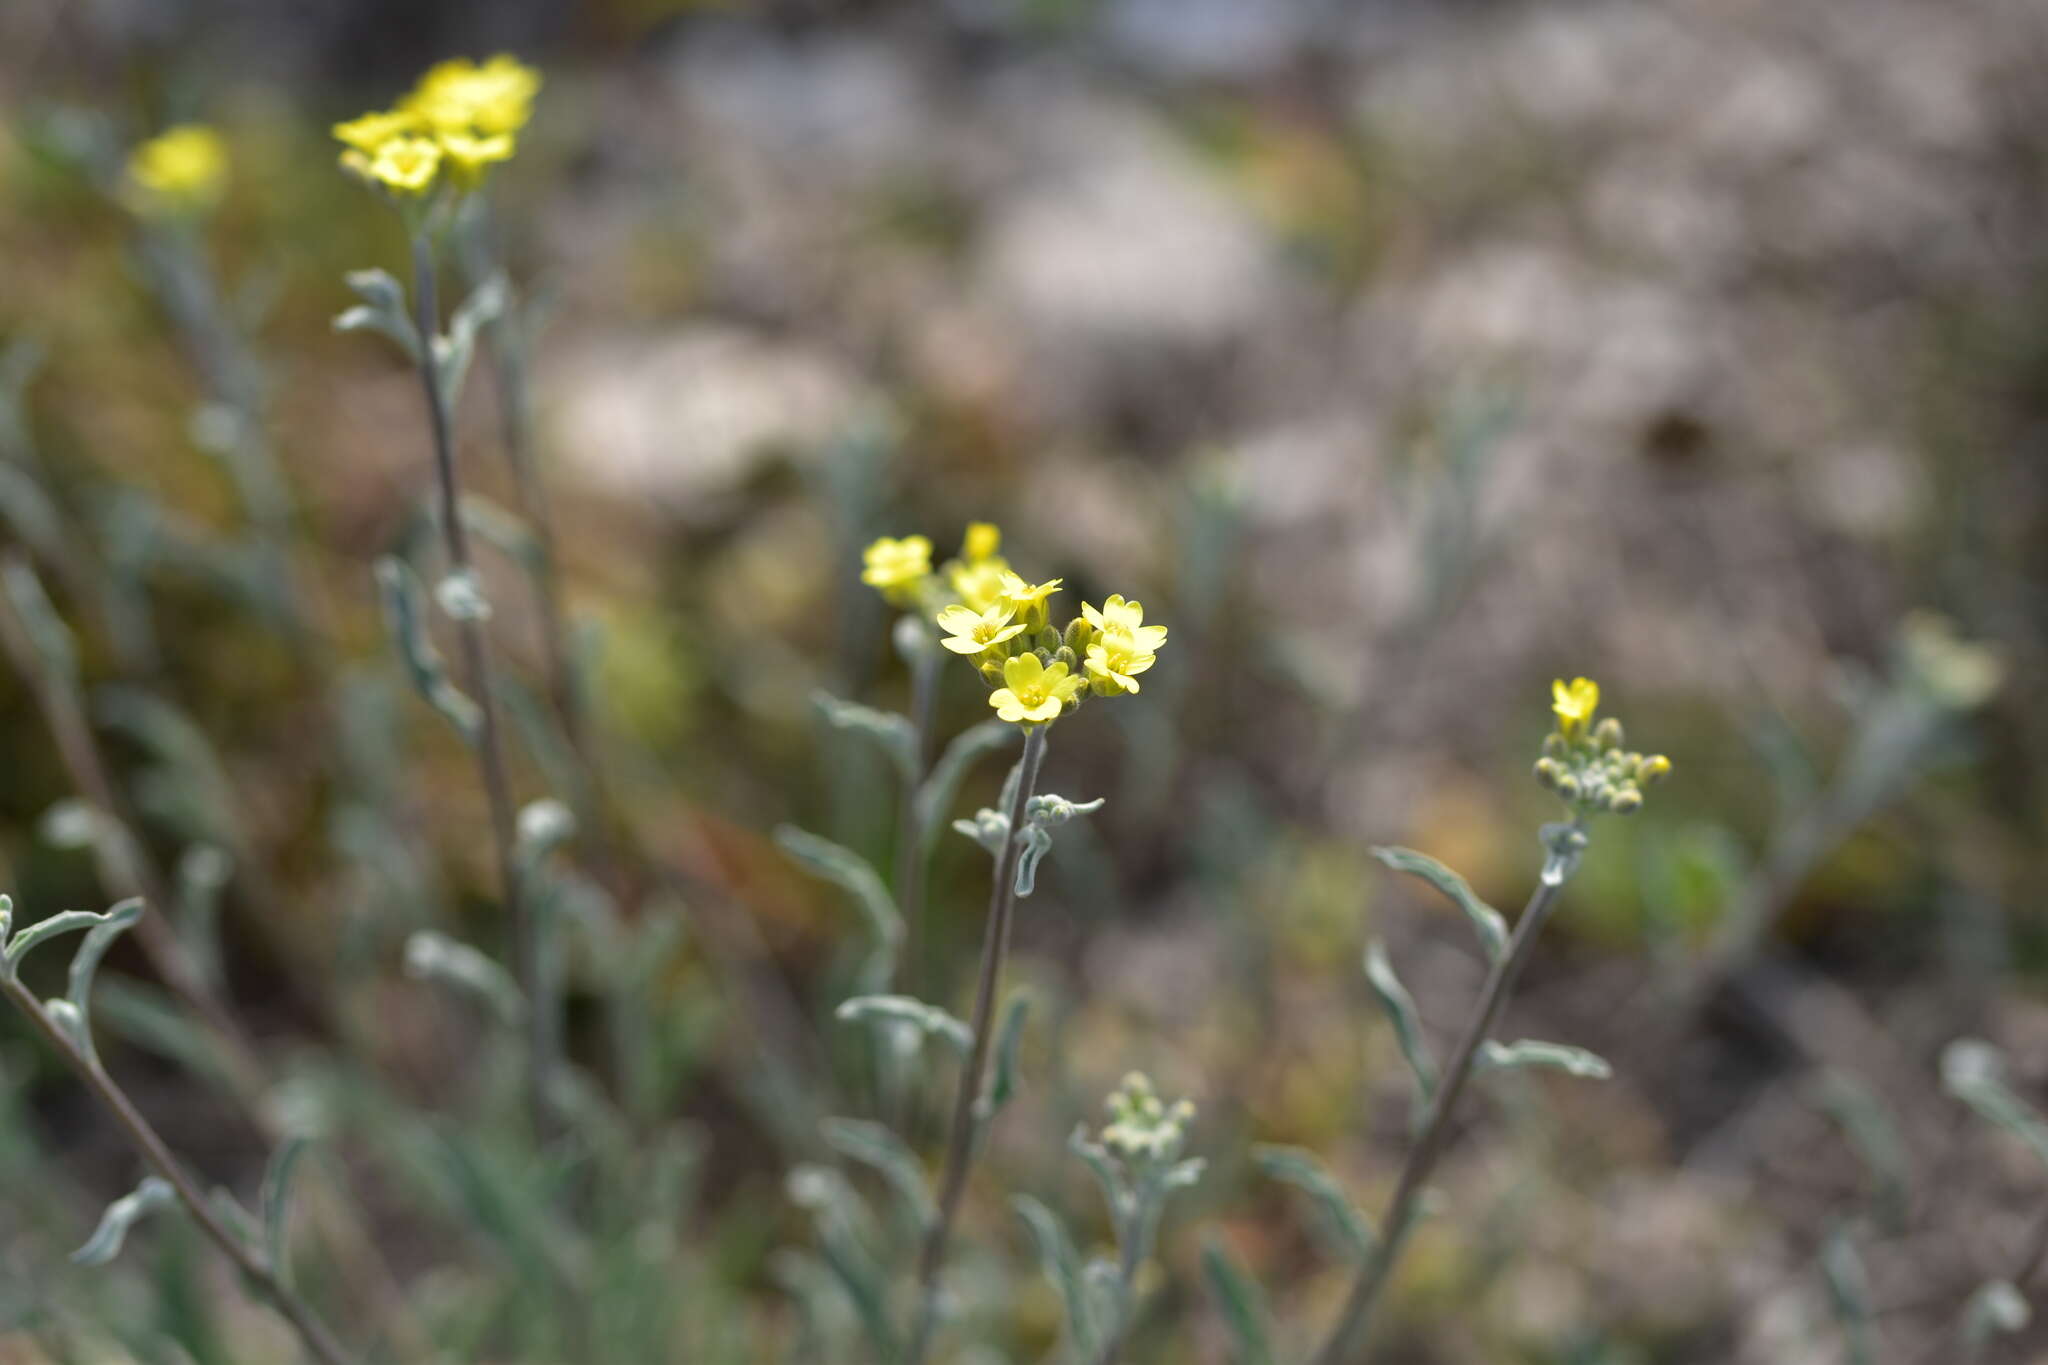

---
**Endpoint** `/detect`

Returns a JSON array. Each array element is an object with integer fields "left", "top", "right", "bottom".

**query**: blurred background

[{"left": 3, "top": 0, "right": 2047, "bottom": 1361}]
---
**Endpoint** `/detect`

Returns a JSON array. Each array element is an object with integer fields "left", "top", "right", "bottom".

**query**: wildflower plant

[
  {"left": 1200, "top": 679, "right": 1669, "bottom": 1365},
  {"left": 777, "top": 525, "right": 1172, "bottom": 1364}
]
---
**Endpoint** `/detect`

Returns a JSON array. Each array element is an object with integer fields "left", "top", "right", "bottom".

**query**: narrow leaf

[
  {"left": 834, "top": 994, "right": 970, "bottom": 1054},
  {"left": 403, "top": 931, "right": 525, "bottom": 1026},
  {"left": 812, "top": 691, "right": 916, "bottom": 784},
  {"left": 375, "top": 557, "right": 480, "bottom": 741},
  {"left": 773, "top": 826, "right": 901, "bottom": 990},
  {"left": 1477, "top": 1039, "right": 1612, "bottom": 1080},
  {"left": 1364, "top": 941, "right": 1437, "bottom": 1106},
  {"left": 1251, "top": 1145, "right": 1374, "bottom": 1261},
  {"left": 917, "top": 720, "right": 1018, "bottom": 851},
  {"left": 820, "top": 1117, "right": 934, "bottom": 1229},
  {"left": 987, "top": 992, "right": 1032, "bottom": 1115},
  {"left": 261, "top": 1136, "right": 311, "bottom": 1284},
  {"left": 1014, "top": 1195, "right": 1100, "bottom": 1356},
  {"left": 1371, "top": 846, "right": 1508, "bottom": 963},
  {"left": 1200, "top": 1235, "right": 1275, "bottom": 1365},
  {"left": 72, "top": 1176, "right": 177, "bottom": 1266},
  {"left": 7, "top": 900, "right": 140, "bottom": 972},
  {"left": 1943, "top": 1039, "right": 2048, "bottom": 1174}
]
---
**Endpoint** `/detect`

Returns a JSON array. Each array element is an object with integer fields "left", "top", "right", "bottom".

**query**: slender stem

[
  {"left": 410, "top": 232, "right": 553, "bottom": 1142},
  {"left": 0, "top": 971, "right": 354, "bottom": 1365},
  {"left": 906, "top": 723, "right": 1048, "bottom": 1365},
  {"left": 896, "top": 634, "right": 941, "bottom": 994},
  {"left": 1308, "top": 861, "right": 1576, "bottom": 1365},
  {"left": 1089, "top": 1181, "right": 1152, "bottom": 1365}
]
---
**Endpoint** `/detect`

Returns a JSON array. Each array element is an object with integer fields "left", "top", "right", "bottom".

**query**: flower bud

[
  {"left": 1637, "top": 754, "right": 1672, "bottom": 785},
  {"left": 1541, "top": 733, "right": 1566, "bottom": 760},
  {"left": 1054, "top": 646, "right": 1078, "bottom": 672},
  {"left": 1036, "top": 626, "right": 1061, "bottom": 653},
  {"left": 979, "top": 661, "right": 1005, "bottom": 687},
  {"left": 1555, "top": 773, "right": 1580, "bottom": 801},
  {"left": 1608, "top": 787, "right": 1643, "bottom": 814},
  {"left": 1533, "top": 756, "right": 1564, "bottom": 790},
  {"left": 1064, "top": 617, "right": 1095, "bottom": 653},
  {"left": 1593, "top": 717, "right": 1624, "bottom": 751}
]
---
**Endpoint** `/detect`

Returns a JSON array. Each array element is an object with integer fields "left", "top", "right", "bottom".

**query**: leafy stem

[
  {"left": 906, "top": 722, "right": 1049, "bottom": 1365},
  {"left": 1308, "top": 822, "right": 1585, "bottom": 1365}
]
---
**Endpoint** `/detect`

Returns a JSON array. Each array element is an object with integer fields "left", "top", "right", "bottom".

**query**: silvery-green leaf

[
  {"left": 773, "top": 826, "right": 900, "bottom": 990},
  {"left": 516, "top": 799, "right": 576, "bottom": 866},
  {"left": 458, "top": 495, "right": 543, "bottom": 573},
  {"left": 404, "top": 931, "right": 525, "bottom": 1026},
  {"left": 916, "top": 720, "right": 1017, "bottom": 850},
  {"left": 834, "top": 995, "right": 970, "bottom": 1054},
  {"left": 435, "top": 272, "right": 508, "bottom": 409},
  {"left": 334, "top": 268, "right": 421, "bottom": 361},
  {"left": 1815, "top": 1070, "right": 1910, "bottom": 1230},
  {"left": 1068, "top": 1126, "right": 1126, "bottom": 1221},
  {"left": 1539, "top": 820, "right": 1589, "bottom": 886},
  {"left": 786, "top": 1164, "right": 896, "bottom": 1359},
  {"left": 65, "top": 898, "right": 142, "bottom": 1045},
  {"left": 820, "top": 1117, "right": 933, "bottom": 1229},
  {"left": 1012, "top": 823, "right": 1056, "bottom": 898},
  {"left": 375, "top": 557, "right": 480, "bottom": 742},
  {"left": 39, "top": 797, "right": 108, "bottom": 850},
  {"left": 813, "top": 691, "right": 916, "bottom": 785},
  {"left": 1027, "top": 793, "right": 1105, "bottom": 826},
  {"left": 1162, "top": 1156, "right": 1206, "bottom": 1190},
  {"left": 2, "top": 554, "right": 76, "bottom": 681},
  {"left": 987, "top": 992, "right": 1031, "bottom": 1115},
  {"left": 0, "top": 893, "right": 11, "bottom": 942},
  {"left": 1371, "top": 845, "right": 1508, "bottom": 963},
  {"left": 1364, "top": 941, "right": 1437, "bottom": 1108},
  {"left": 72, "top": 1175, "right": 177, "bottom": 1266},
  {"left": 1961, "top": 1279, "right": 2029, "bottom": 1349},
  {"left": 1821, "top": 1223, "right": 1875, "bottom": 1365},
  {"left": 44, "top": 998, "right": 89, "bottom": 1053},
  {"left": 1251, "top": 1145, "right": 1374, "bottom": 1261},
  {"left": 1200, "top": 1235, "right": 1275, "bottom": 1365},
  {"left": 175, "top": 845, "right": 232, "bottom": 993},
  {"left": 953, "top": 809, "right": 1009, "bottom": 856},
  {"left": 1477, "top": 1039, "right": 1612, "bottom": 1080},
  {"left": 1942, "top": 1039, "right": 2048, "bottom": 1174},
  {"left": 261, "top": 1135, "right": 311, "bottom": 1284},
  {"left": 6, "top": 900, "right": 139, "bottom": 971},
  {"left": 1013, "top": 1195, "right": 1100, "bottom": 1355}
]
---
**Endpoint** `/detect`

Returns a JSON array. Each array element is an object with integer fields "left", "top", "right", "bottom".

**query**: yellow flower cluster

[
  {"left": 861, "top": 521, "right": 1168, "bottom": 728},
  {"left": 1535, "top": 676, "right": 1670, "bottom": 815},
  {"left": 333, "top": 54, "right": 540, "bottom": 197},
  {"left": 125, "top": 125, "right": 228, "bottom": 216}
]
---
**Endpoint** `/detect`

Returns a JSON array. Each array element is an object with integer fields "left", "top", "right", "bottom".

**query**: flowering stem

[
  {"left": 906, "top": 722, "right": 1049, "bottom": 1365},
  {"left": 0, "top": 970, "right": 355, "bottom": 1365},
  {"left": 1308, "top": 844, "right": 1580, "bottom": 1365},
  {"left": 410, "top": 231, "right": 554, "bottom": 1143},
  {"left": 897, "top": 632, "right": 942, "bottom": 993}
]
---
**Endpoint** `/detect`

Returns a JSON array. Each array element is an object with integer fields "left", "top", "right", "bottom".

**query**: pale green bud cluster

[
  {"left": 1098, "top": 1072, "right": 1196, "bottom": 1166},
  {"left": 1533, "top": 687, "right": 1670, "bottom": 818}
]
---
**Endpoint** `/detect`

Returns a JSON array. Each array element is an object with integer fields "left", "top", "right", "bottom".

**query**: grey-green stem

[
  {"left": 906, "top": 722, "right": 1049, "bottom": 1365},
  {"left": 897, "top": 630, "right": 942, "bottom": 994},
  {"left": 0, "top": 969, "right": 354, "bottom": 1365},
  {"left": 410, "top": 232, "right": 553, "bottom": 1143},
  {"left": 1308, "top": 845, "right": 1579, "bottom": 1365}
]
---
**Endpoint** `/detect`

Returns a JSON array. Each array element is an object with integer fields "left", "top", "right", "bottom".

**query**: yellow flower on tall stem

[
  {"left": 1082, "top": 595, "right": 1167, "bottom": 654},
  {"left": 125, "top": 125, "right": 228, "bottom": 215},
  {"left": 990, "top": 653, "right": 1083, "bottom": 725},
  {"left": 1086, "top": 631, "right": 1156, "bottom": 695}
]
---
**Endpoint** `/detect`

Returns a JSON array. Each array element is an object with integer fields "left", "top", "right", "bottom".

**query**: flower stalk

[
  {"left": 0, "top": 967, "right": 355, "bottom": 1365},
  {"left": 409, "top": 230, "right": 555, "bottom": 1141},
  {"left": 906, "top": 722, "right": 1050, "bottom": 1365}
]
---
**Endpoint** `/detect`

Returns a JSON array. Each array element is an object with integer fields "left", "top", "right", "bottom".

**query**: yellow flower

[
  {"left": 936, "top": 602, "right": 1027, "bottom": 656},
  {"left": 332, "top": 109, "right": 422, "bottom": 154},
  {"left": 990, "top": 653, "right": 1084, "bottom": 726},
  {"left": 998, "top": 571, "right": 1063, "bottom": 610},
  {"left": 962, "top": 521, "right": 1001, "bottom": 564},
  {"left": 406, "top": 54, "right": 541, "bottom": 137},
  {"left": 949, "top": 558, "right": 1010, "bottom": 612},
  {"left": 862, "top": 535, "right": 933, "bottom": 602},
  {"left": 439, "top": 129, "right": 516, "bottom": 188},
  {"left": 1086, "top": 630, "right": 1157, "bottom": 695},
  {"left": 1551, "top": 676, "right": 1600, "bottom": 740},
  {"left": 364, "top": 134, "right": 443, "bottom": 195},
  {"left": 125, "top": 125, "right": 227, "bottom": 215},
  {"left": 1081, "top": 595, "right": 1167, "bottom": 654}
]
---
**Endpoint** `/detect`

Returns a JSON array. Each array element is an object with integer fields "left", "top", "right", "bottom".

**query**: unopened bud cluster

[
  {"left": 1532, "top": 677, "right": 1671, "bottom": 816},
  {"left": 861, "top": 521, "right": 1167, "bottom": 729},
  {"left": 1098, "top": 1072, "right": 1196, "bottom": 1166}
]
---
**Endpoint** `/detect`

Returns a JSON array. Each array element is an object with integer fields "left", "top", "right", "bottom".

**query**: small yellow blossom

[
  {"left": 990, "top": 653, "right": 1083, "bottom": 725},
  {"left": 405, "top": 54, "right": 541, "bottom": 137},
  {"left": 332, "top": 109, "right": 421, "bottom": 154},
  {"left": 950, "top": 559, "right": 1010, "bottom": 612},
  {"left": 862, "top": 535, "right": 933, "bottom": 602},
  {"left": 962, "top": 521, "right": 1001, "bottom": 564},
  {"left": 125, "top": 125, "right": 227, "bottom": 215},
  {"left": 998, "top": 571, "right": 1063, "bottom": 609},
  {"left": 1081, "top": 595, "right": 1167, "bottom": 654},
  {"left": 364, "top": 134, "right": 444, "bottom": 195},
  {"left": 1086, "top": 630, "right": 1157, "bottom": 695},
  {"left": 439, "top": 129, "right": 516, "bottom": 188},
  {"left": 1551, "top": 676, "right": 1600, "bottom": 740},
  {"left": 935, "top": 602, "right": 1027, "bottom": 656}
]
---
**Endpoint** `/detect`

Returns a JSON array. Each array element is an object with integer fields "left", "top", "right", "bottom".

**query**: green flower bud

[
  {"left": 1064, "top": 617, "right": 1096, "bottom": 653},
  {"left": 1036, "top": 626, "right": 1061, "bottom": 653},
  {"left": 1593, "top": 717, "right": 1624, "bottom": 751},
  {"left": 1541, "top": 733, "right": 1566, "bottom": 760},
  {"left": 1054, "top": 646, "right": 1078, "bottom": 672},
  {"left": 979, "top": 661, "right": 1005, "bottom": 687},
  {"left": 1609, "top": 787, "right": 1643, "bottom": 814},
  {"left": 1555, "top": 773, "right": 1581, "bottom": 801},
  {"left": 1637, "top": 754, "right": 1672, "bottom": 785},
  {"left": 1533, "top": 756, "right": 1564, "bottom": 790}
]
